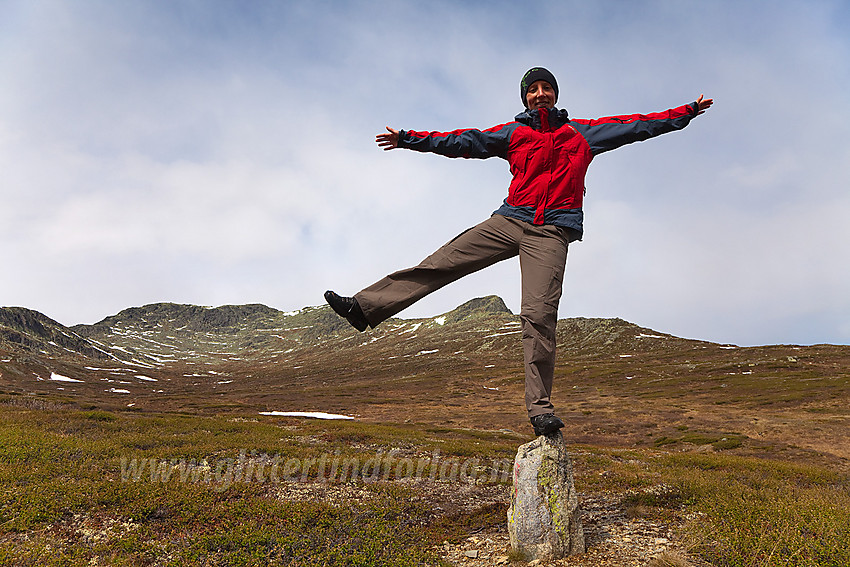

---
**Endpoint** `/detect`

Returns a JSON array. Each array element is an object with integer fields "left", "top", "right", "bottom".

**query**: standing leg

[
  {"left": 518, "top": 224, "right": 569, "bottom": 419},
  {"left": 354, "top": 215, "right": 523, "bottom": 327}
]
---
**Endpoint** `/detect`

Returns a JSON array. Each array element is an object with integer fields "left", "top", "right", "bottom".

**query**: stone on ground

[{"left": 508, "top": 430, "right": 584, "bottom": 560}]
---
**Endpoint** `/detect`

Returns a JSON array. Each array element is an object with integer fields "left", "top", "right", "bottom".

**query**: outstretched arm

[
  {"left": 376, "top": 126, "right": 399, "bottom": 150},
  {"left": 696, "top": 94, "right": 713, "bottom": 115},
  {"left": 374, "top": 122, "right": 515, "bottom": 159},
  {"left": 573, "top": 96, "right": 712, "bottom": 156}
]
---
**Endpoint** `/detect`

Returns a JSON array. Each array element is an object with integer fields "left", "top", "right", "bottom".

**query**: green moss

[
  {"left": 81, "top": 410, "right": 118, "bottom": 422},
  {"left": 712, "top": 436, "right": 744, "bottom": 450},
  {"left": 679, "top": 433, "right": 721, "bottom": 445}
]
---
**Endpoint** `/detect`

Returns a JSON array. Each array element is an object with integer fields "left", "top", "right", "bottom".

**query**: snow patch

[
  {"left": 416, "top": 349, "right": 439, "bottom": 356},
  {"left": 484, "top": 330, "right": 521, "bottom": 338},
  {"left": 259, "top": 411, "right": 354, "bottom": 420},
  {"left": 136, "top": 375, "right": 157, "bottom": 382},
  {"left": 50, "top": 372, "right": 84, "bottom": 383},
  {"left": 107, "top": 388, "right": 131, "bottom": 394},
  {"left": 399, "top": 322, "right": 422, "bottom": 334},
  {"left": 433, "top": 316, "right": 447, "bottom": 326}
]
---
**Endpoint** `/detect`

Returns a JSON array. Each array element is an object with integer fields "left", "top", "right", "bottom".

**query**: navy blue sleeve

[
  {"left": 398, "top": 122, "right": 518, "bottom": 159},
  {"left": 571, "top": 103, "right": 698, "bottom": 155}
]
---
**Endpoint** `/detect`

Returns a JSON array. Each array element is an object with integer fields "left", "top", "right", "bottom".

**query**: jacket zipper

[{"left": 535, "top": 109, "right": 555, "bottom": 224}]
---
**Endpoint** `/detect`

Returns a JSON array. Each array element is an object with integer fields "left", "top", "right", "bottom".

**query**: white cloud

[{"left": 1, "top": 1, "right": 849, "bottom": 346}]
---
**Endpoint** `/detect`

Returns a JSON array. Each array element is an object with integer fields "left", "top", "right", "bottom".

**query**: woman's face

[{"left": 525, "top": 80, "right": 556, "bottom": 110}]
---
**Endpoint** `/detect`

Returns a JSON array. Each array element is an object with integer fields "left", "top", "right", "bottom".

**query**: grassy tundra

[{"left": 0, "top": 402, "right": 847, "bottom": 566}]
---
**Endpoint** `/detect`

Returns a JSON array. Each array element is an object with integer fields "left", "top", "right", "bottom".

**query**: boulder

[{"left": 508, "top": 431, "right": 584, "bottom": 560}]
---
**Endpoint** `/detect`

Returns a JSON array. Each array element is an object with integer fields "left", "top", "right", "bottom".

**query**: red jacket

[{"left": 398, "top": 103, "right": 699, "bottom": 240}]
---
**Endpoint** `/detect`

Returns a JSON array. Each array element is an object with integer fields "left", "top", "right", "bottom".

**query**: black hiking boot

[
  {"left": 324, "top": 290, "right": 369, "bottom": 332},
  {"left": 530, "top": 413, "right": 564, "bottom": 437}
]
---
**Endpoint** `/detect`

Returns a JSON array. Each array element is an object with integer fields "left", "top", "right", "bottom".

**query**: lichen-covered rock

[{"left": 508, "top": 431, "right": 584, "bottom": 560}]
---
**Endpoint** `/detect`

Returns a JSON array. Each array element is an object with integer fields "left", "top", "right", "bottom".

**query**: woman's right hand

[{"left": 376, "top": 126, "right": 400, "bottom": 150}]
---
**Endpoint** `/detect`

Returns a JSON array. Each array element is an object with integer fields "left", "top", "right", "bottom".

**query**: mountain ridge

[
  {"left": 1, "top": 295, "right": 691, "bottom": 367},
  {"left": 0, "top": 294, "right": 700, "bottom": 403},
  {"left": 2, "top": 295, "right": 849, "bottom": 467}
]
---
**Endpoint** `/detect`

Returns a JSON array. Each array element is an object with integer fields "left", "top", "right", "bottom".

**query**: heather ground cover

[{"left": 1, "top": 404, "right": 847, "bottom": 566}]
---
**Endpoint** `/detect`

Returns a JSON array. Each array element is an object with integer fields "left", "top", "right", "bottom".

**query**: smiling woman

[
  {"left": 520, "top": 67, "right": 559, "bottom": 110},
  {"left": 525, "top": 80, "right": 557, "bottom": 110},
  {"left": 327, "top": 66, "right": 711, "bottom": 437}
]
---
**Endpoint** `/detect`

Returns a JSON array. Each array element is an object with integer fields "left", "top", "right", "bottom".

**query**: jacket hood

[{"left": 515, "top": 107, "right": 571, "bottom": 130}]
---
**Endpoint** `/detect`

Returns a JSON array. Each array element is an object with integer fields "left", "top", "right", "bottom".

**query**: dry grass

[
  {"left": 0, "top": 406, "right": 848, "bottom": 565},
  {"left": 647, "top": 550, "right": 694, "bottom": 567}
]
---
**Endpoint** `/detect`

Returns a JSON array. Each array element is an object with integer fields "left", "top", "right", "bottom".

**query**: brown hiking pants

[{"left": 354, "top": 214, "right": 569, "bottom": 418}]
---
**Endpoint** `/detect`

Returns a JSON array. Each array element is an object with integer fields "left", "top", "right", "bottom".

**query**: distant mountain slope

[
  {"left": 1, "top": 295, "right": 679, "bottom": 387},
  {"left": 66, "top": 295, "right": 695, "bottom": 363},
  {"left": 0, "top": 306, "right": 114, "bottom": 360},
  {"left": 3, "top": 297, "right": 849, "bottom": 467},
  {"left": 74, "top": 303, "right": 284, "bottom": 334}
]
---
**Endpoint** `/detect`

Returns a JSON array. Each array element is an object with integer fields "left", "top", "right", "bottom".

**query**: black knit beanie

[{"left": 520, "top": 67, "right": 559, "bottom": 107}]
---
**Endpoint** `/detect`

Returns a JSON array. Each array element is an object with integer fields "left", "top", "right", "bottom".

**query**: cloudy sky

[{"left": 2, "top": 0, "right": 849, "bottom": 347}]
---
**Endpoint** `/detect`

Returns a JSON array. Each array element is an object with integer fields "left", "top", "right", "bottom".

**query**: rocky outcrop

[
  {"left": 73, "top": 303, "right": 283, "bottom": 335},
  {"left": 442, "top": 295, "right": 513, "bottom": 324},
  {"left": 508, "top": 431, "right": 584, "bottom": 560},
  {"left": 0, "top": 306, "right": 112, "bottom": 360}
]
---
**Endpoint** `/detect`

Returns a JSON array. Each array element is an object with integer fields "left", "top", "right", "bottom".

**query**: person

[{"left": 325, "top": 67, "right": 713, "bottom": 437}]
